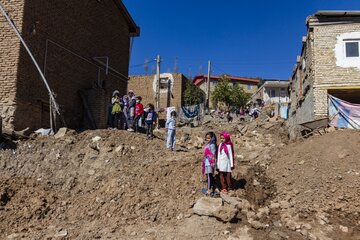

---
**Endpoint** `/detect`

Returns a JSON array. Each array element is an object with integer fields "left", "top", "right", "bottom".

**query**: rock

[
  {"left": 284, "top": 219, "right": 297, "bottom": 231},
  {"left": 303, "top": 223, "right": 312, "bottom": 230},
  {"left": 256, "top": 207, "right": 270, "bottom": 218},
  {"left": 213, "top": 206, "right": 238, "bottom": 222},
  {"left": 193, "top": 197, "right": 223, "bottom": 216},
  {"left": 338, "top": 152, "right": 349, "bottom": 159},
  {"left": 7, "top": 233, "right": 20, "bottom": 239},
  {"left": 268, "top": 230, "right": 288, "bottom": 240},
  {"left": 54, "top": 128, "right": 68, "bottom": 139},
  {"left": 326, "top": 126, "right": 336, "bottom": 133},
  {"left": 279, "top": 200, "right": 290, "bottom": 209},
  {"left": 248, "top": 219, "right": 267, "bottom": 229},
  {"left": 88, "top": 169, "right": 95, "bottom": 175},
  {"left": 92, "top": 136, "right": 102, "bottom": 142},
  {"left": 253, "top": 179, "right": 260, "bottom": 186},
  {"left": 339, "top": 225, "right": 349, "bottom": 233},
  {"left": 54, "top": 230, "right": 68, "bottom": 238},
  {"left": 232, "top": 226, "right": 253, "bottom": 240},
  {"left": 192, "top": 120, "right": 199, "bottom": 127},
  {"left": 248, "top": 152, "right": 259, "bottom": 160},
  {"left": 115, "top": 145, "right": 124, "bottom": 152},
  {"left": 300, "top": 229, "right": 308, "bottom": 236},
  {"left": 269, "top": 202, "right": 280, "bottom": 210}
]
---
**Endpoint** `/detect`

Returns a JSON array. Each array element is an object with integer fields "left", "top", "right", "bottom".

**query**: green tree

[
  {"left": 183, "top": 80, "right": 205, "bottom": 106},
  {"left": 211, "top": 75, "right": 250, "bottom": 108},
  {"left": 211, "top": 75, "right": 233, "bottom": 107},
  {"left": 231, "top": 83, "right": 250, "bottom": 108}
]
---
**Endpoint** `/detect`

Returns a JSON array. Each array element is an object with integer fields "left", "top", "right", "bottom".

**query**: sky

[{"left": 123, "top": 0, "right": 360, "bottom": 80}]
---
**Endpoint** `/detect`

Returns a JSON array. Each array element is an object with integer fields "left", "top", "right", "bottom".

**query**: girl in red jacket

[{"left": 134, "top": 96, "right": 144, "bottom": 132}]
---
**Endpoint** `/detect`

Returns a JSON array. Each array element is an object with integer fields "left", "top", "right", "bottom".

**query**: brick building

[
  {"left": 193, "top": 75, "right": 260, "bottom": 108},
  {"left": 0, "top": 0, "right": 139, "bottom": 131},
  {"left": 128, "top": 73, "right": 190, "bottom": 109},
  {"left": 289, "top": 11, "right": 360, "bottom": 138}
]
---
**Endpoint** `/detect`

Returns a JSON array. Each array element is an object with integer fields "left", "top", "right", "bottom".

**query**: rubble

[{"left": 0, "top": 114, "right": 358, "bottom": 239}]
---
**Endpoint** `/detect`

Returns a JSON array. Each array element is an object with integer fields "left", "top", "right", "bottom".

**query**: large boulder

[
  {"left": 214, "top": 206, "right": 238, "bottom": 222},
  {"left": 193, "top": 197, "right": 222, "bottom": 216}
]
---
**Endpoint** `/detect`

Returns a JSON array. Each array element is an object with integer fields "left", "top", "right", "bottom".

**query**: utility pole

[
  {"left": 206, "top": 60, "right": 211, "bottom": 112},
  {"left": 155, "top": 55, "right": 161, "bottom": 110}
]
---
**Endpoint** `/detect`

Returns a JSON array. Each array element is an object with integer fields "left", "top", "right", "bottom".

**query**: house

[
  {"left": 251, "top": 80, "right": 290, "bottom": 119},
  {"left": 128, "top": 73, "right": 190, "bottom": 109},
  {"left": 289, "top": 11, "right": 360, "bottom": 138},
  {"left": 0, "top": 0, "right": 139, "bottom": 131},
  {"left": 192, "top": 75, "right": 260, "bottom": 108}
]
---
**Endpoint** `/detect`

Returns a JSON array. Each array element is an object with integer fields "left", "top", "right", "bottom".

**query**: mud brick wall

[
  {"left": 0, "top": 0, "right": 134, "bottom": 131},
  {"left": 128, "top": 73, "right": 188, "bottom": 111}
]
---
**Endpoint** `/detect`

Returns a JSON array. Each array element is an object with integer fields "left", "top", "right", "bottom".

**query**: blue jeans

[{"left": 166, "top": 129, "right": 176, "bottom": 149}]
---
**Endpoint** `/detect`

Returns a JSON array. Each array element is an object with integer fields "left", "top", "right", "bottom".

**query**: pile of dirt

[
  {"left": 0, "top": 129, "right": 205, "bottom": 238},
  {"left": 267, "top": 129, "right": 360, "bottom": 238},
  {"left": 1, "top": 116, "right": 359, "bottom": 239}
]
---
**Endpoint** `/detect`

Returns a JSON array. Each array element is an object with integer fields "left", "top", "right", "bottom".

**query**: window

[
  {"left": 280, "top": 88, "right": 286, "bottom": 97},
  {"left": 159, "top": 77, "right": 171, "bottom": 90},
  {"left": 270, "top": 89, "right": 276, "bottom": 97},
  {"left": 345, "top": 41, "right": 359, "bottom": 58},
  {"left": 247, "top": 85, "right": 252, "bottom": 90}
]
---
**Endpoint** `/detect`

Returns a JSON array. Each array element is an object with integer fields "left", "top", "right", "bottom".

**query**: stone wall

[
  {"left": 0, "top": 0, "right": 135, "bottom": 131},
  {"left": 312, "top": 22, "right": 360, "bottom": 116}
]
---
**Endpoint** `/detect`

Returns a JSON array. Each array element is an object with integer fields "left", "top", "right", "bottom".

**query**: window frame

[{"left": 344, "top": 40, "right": 360, "bottom": 58}]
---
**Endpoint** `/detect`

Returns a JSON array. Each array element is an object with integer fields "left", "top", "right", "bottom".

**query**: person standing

[
  {"left": 217, "top": 131, "right": 234, "bottom": 193},
  {"left": 127, "top": 90, "right": 136, "bottom": 131},
  {"left": 144, "top": 104, "right": 157, "bottom": 140},
  {"left": 165, "top": 111, "right": 177, "bottom": 151},
  {"left": 201, "top": 131, "right": 219, "bottom": 196},
  {"left": 111, "top": 90, "right": 122, "bottom": 129},
  {"left": 134, "top": 96, "right": 144, "bottom": 132}
]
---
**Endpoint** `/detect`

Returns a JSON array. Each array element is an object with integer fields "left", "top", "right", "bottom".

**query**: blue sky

[{"left": 123, "top": 0, "right": 359, "bottom": 80}]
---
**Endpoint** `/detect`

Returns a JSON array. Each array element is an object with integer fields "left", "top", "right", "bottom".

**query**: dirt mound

[{"left": 267, "top": 129, "right": 360, "bottom": 238}]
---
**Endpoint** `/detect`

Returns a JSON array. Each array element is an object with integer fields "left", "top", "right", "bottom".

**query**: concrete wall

[{"left": 0, "top": 0, "right": 134, "bottom": 131}]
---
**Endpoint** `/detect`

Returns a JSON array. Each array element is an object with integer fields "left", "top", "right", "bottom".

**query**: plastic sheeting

[{"left": 329, "top": 95, "right": 360, "bottom": 129}]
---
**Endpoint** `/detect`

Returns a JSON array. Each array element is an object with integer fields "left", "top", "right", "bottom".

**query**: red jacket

[{"left": 135, "top": 103, "right": 144, "bottom": 116}]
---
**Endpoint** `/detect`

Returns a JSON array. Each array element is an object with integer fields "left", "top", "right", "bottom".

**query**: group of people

[
  {"left": 109, "top": 90, "right": 178, "bottom": 150},
  {"left": 221, "top": 104, "right": 261, "bottom": 123},
  {"left": 109, "top": 90, "right": 157, "bottom": 139},
  {"left": 110, "top": 90, "right": 237, "bottom": 195},
  {"left": 202, "top": 131, "right": 235, "bottom": 196}
]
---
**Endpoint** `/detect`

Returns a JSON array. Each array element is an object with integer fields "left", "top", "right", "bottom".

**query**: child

[
  {"left": 165, "top": 111, "right": 177, "bottom": 151},
  {"left": 134, "top": 96, "right": 144, "bottom": 132},
  {"left": 239, "top": 107, "right": 245, "bottom": 122},
  {"left": 202, "top": 132, "right": 219, "bottom": 196},
  {"left": 144, "top": 104, "right": 157, "bottom": 140},
  {"left": 217, "top": 131, "right": 234, "bottom": 193},
  {"left": 111, "top": 90, "right": 122, "bottom": 129}
]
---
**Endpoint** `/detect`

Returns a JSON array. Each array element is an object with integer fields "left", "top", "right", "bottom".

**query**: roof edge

[{"left": 115, "top": 0, "right": 140, "bottom": 36}]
